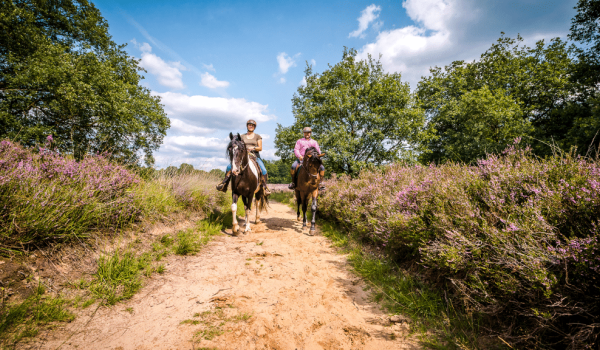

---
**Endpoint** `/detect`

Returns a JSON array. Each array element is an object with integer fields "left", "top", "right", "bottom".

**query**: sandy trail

[{"left": 33, "top": 201, "right": 418, "bottom": 350}]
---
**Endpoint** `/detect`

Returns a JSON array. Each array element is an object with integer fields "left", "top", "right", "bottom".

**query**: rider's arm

[
  {"left": 253, "top": 139, "right": 263, "bottom": 152},
  {"left": 313, "top": 140, "right": 322, "bottom": 155},
  {"left": 294, "top": 139, "right": 303, "bottom": 159}
]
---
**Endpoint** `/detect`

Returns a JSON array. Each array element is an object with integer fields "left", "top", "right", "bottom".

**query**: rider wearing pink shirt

[{"left": 288, "top": 127, "right": 325, "bottom": 190}]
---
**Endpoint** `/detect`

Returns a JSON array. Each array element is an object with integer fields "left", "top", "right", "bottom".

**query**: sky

[{"left": 92, "top": 0, "right": 578, "bottom": 170}]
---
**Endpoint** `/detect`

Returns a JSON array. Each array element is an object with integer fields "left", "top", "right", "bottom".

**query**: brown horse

[
  {"left": 295, "top": 147, "right": 324, "bottom": 235},
  {"left": 227, "top": 133, "right": 268, "bottom": 235}
]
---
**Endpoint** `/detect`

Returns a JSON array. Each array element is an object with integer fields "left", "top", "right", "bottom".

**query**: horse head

[
  {"left": 228, "top": 132, "right": 247, "bottom": 175},
  {"left": 303, "top": 147, "right": 323, "bottom": 174}
]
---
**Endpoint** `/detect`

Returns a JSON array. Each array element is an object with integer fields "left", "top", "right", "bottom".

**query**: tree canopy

[
  {"left": 275, "top": 48, "right": 426, "bottom": 176},
  {"left": 417, "top": 35, "right": 579, "bottom": 163},
  {"left": 0, "top": 0, "right": 169, "bottom": 165}
]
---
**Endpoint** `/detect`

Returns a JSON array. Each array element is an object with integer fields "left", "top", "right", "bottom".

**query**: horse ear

[
  {"left": 318, "top": 153, "right": 325, "bottom": 158},
  {"left": 306, "top": 154, "right": 312, "bottom": 158},
  {"left": 229, "top": 132, "right": 234, "bottom": 140},
  {"left": 236, "top": 133, "right": 241, "bottom": 140}
]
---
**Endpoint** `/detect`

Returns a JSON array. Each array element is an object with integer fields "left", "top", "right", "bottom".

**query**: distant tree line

[{"left": 276, "top": 0, "right": 600, "bottom": 173}]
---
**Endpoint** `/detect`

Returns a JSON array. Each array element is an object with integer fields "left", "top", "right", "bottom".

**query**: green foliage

[
  {"left": 319, "top": 143, "right": 600, "bottom": 348},
  {"left": 0, "top": 284, "right": 74, "bottom": 346},
  {"left": 417, "top": 34, "right": 578, "bottom": 163},
  {"left": 88, "top": 250, "right": 151, "bottom": 305},
  {"left": 262, "top": 159, "right": 291, "bottom": 183},
  {"left": 0, "top": 0, "right": 169, "bottom": 165},
  {"left": 276, "top": 47, "right": 426, "bottom": 176}
]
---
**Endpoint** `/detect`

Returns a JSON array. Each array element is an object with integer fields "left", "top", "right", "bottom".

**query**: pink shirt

[{"left": 294, "top": 138, "right": 321, "bottom": 159}]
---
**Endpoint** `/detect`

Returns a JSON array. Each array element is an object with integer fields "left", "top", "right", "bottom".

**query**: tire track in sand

[{"left": 31, "top": 201, "right": 419, "bottom": 350}]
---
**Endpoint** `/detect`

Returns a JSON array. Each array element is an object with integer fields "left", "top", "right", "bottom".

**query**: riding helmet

[
  {"left": 247, "top": 119, "right": 257, "bottom": 126},
  {"left": 303, "top": 127, "right": 312, "bottom": 133}
]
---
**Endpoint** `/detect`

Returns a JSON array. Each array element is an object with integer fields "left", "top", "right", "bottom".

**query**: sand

[{"left": 29, "top": 201, "right": 418, "bottom": 350}]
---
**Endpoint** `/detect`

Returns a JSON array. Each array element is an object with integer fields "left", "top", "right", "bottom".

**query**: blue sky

[{"left": 93, "top": 0, "right": 577, "bottom": 170}]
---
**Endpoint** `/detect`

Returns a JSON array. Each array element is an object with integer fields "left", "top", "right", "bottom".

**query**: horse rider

[
  {"left": 216, "top": 119, "right": 271, "bottom": 195},
  {"left": 288, "top": 127, "right": 325, "bottom": 190}
]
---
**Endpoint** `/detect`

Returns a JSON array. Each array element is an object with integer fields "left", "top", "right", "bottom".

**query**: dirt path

[{"left": 33, "top": 202, "right": 418, "bottom": 350}]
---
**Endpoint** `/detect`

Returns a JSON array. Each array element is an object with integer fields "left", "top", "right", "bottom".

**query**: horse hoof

[
  {"left": 297, "top": 217, "right": 301, "bottom": 222},
  {"left": 255, "top": 219, "right": 261, "bottom": 224}
]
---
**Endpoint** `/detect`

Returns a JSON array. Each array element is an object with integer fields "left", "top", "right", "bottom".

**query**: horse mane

[
  {"left": 303, "top": 146, "right": 322, "bottom": 167},
  {"left": 227, "top": 132, "right": 245, "bottom": 159}
]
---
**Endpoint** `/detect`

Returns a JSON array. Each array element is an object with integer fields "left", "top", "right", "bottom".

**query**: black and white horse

[{"left": 227, "top": 133, "right": 268, "bottom": 235}]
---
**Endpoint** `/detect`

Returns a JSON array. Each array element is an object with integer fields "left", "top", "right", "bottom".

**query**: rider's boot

[
  {"left": 318, "top": 170, "right": 325, "bottom": 191},
  {"left": 216, "top": 171, "right": 232, "bottom": 192},
  {"left": 261, "top": 174, "right": 271, "bottom": 195},
  {"left": 288, "top": 169, "right": 296, "bottom": 190}
]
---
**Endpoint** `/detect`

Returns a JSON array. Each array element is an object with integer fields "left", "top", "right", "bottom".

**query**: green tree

[
  {"left": 0, "top": 0, "right": 169, "bottom": 165},
  {"left": 275, "top": 48, "right": 426, "bottom": 176},
  {"left": 417, "top": 34, "right": 577, "bottom": 163},
  {"left": 263, "top": 159, "right": 291, "bottom": 184}
]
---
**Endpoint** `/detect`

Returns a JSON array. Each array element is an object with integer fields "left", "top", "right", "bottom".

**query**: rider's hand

[{"left": 299, "top": 157, "right": 303, "bottom": 161}]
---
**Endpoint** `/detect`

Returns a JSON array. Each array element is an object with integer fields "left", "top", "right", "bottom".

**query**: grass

[{"left": 0, "top": 284, "right": 74, "bottom": 346}]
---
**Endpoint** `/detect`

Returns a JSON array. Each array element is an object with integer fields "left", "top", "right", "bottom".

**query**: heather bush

[
  {"left": 319, "top": 139, "right": 600, "bottom": 348},
  {"left": 0, "top": 140, "right": 226, "bottom": 251}
]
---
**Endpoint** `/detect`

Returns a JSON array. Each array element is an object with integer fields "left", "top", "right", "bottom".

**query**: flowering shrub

[
  {"left": 0, "top": 140, "right": 226, "bottom": 250},
  {"left": 319, "top": 140, "right": 600, "bottom": 348}
]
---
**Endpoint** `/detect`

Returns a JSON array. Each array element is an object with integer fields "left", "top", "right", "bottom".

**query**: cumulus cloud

[
  {"left": 356, "top": 0, "right": 575, "bottom": 88},
  {"left": 279, "top": 77, "right": 286, "bottom": 84},
  {"left": 155, "top": 92, "right": 273, "bottom": 130},
  {"left": 155, "top": 135, "right": 231, "bottom": 169},
  {"left": 277, "top": 52, "right": 298, "bottom": 74},
  {"left": 200, "top": 72, "right": 230, "bottom": 89},
  {"left": 202, "top": 63, "right": 216, "bottom": 71},
  {"left": 136, "top": 42, "right": 186, "bottom": 90},
  {"left": 300, "top": 76, "right": 307, "bottom": 86},
  {"left": 349, "top": 4, "right": 382, "bottom": 38},
  {"left": 169, "top": 119, "right": 215, "bottom": 135},
  {"left": 310, "top": 59, "right": 316, "bottom": 67}
]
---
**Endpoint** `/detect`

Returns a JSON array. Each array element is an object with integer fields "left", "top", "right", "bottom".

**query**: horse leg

[
  {"left": 244, "top": 195, "right": 253, "bottom": 233},
  {"left": 231, "top": 194, "right": 239, "bottom": 235},
  {"left": 302, "top": 194, "right": 308, "bottom": 229},
  {"left": 254, "top": 196, "right": 261, "bottom": 224},
  {"left": 310, "top": 195, "right": 317, "bottom": 235},
  {"left": 296, "top": 190, "right": 302, "bottom": 221}
]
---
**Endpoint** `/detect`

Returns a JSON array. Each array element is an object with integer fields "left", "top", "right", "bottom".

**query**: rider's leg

[
  {"left": 216, "top": 164, "right": 232, "bottom": 192},
  {"left": 256, "top": 158, "right": 271, "bottom": 195},
  {"left": 288, "top": 160, "right": 299, "bottom": 189}
]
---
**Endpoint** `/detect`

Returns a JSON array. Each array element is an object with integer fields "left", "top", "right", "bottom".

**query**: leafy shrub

[
  {"left": 0, "top": 140, "right": 140, "bottom": 249},
  {"left": 319, "top": 139, "right": 600, "bottom": 348},
  {"left": 0, "top": 140, "right": 228, "bottom": 252}
]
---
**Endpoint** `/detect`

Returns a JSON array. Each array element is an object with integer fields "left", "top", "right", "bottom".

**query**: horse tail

[{"left": 257, "top": 191, "right": 269, "bottom": 213}]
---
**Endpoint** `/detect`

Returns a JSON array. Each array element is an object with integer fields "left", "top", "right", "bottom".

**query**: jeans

[
  {"left": 291, "top": 159, "right": 324, "bottom": 172},
  {"left": 226, "top": 157, "right": 267, "bottom": 175}
]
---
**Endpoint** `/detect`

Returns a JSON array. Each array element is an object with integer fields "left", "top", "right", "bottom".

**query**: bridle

[
  {"left": 231, "top": 143, "right": 249, "bottom": 174},
  {"left": 302, "top": 154, "right": 320, "bottom": 179}
]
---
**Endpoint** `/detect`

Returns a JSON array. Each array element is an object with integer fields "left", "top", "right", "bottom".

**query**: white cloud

[
  {"left": 355, "top": 0, "right": 575, "bottom": 88},
  {"left": 202, "top": 63, "right": 216, "bottom": 71},
  {"left": 169, "top": 119, "right": 215, "bottom": 135},
  {"left": 310, "top": 59, "right": 316, "bottom": 66},
  {"left": 200, "top": 72, "right": 230, "bottom": 89},
  {"left": 277, "top": 52, "right": 297, "bottom": 74},
  {"left": 137, "top": 43, "right": 186, "bottom": 90},
  {"left": 300, "top": 76, "right": 307, "bottom": 86},
  {"left": 155, "top": 92, "right": 273, "bottom": 130},
  {"left": 260, "top": 149, "right": 278, "bottom": 160},
  {"left": 349, "top": 4, "right": 382, "bottom": 38},
  {"left": 279, "top": 77, "right": 286, "bottom": 84}
]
